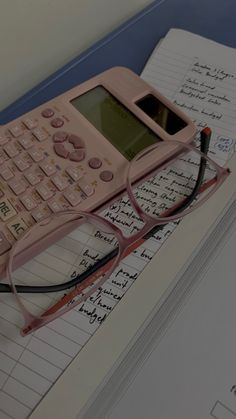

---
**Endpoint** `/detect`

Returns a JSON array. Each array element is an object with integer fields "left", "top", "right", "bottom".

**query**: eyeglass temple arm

[
  {"left": 171, "top": 126, "right": 211, "bottom": 213},
  {"left": 145, "top": 127, "right": 212, "bottom": 238}
]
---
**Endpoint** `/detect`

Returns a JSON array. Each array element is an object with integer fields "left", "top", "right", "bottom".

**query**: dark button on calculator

[
  {"left": 99, "top": 170, "right": 114, "bottom": 182},
  {"left": 88, "top": 157, "right": 102, "bottom": 169},
  {"left": 41, "top": 108, "right": 55, "bottom": 118},
  {"left": 51, "top": 118, "right": 64, "bottom": 128}
]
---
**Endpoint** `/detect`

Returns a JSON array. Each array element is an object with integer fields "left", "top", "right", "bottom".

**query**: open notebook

[{"left": 0, "top": 29, "right": 236, "bottom": 419}]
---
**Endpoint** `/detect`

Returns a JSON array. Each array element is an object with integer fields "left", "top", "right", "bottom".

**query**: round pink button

[
  {"left": 52, "top": 131, "right": 68, "bottom": 143},
  {"left": 41, "top": 108, "right": 54, "bottom": 118},
  {"left": 100, "top": 170, "right": 114, "bottom": 182},
  {"left": 51, "top": 118, "right": 64, "bottom": 128},
  {"left": 88, "top": 157, "right": 102, "bottom": 169}
]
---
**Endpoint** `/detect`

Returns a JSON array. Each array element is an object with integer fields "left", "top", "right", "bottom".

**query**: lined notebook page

[
  {"left": 142, "top": 29, "right": 236, "bottom": 164},
  {"left": 1, "top": 29, "right": 236, "bottom": 419},
  {"left": 0, "top": 213, "right": 176, "bottom": 419}
]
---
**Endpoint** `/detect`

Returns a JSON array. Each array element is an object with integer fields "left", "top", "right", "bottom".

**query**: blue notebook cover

[{"left": 1, "top": 0, "right": 236, "bottom": 123}]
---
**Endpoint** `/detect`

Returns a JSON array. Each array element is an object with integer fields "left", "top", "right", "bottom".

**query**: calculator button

[
  {"left": 23, "top": 118, "right": 38, "bottom": 130},
  {"left": 36, "top": 183, "right": 54, "bottom": 201},
  {"left": 52, "top": 131, "right": 68, "bottom": 143},
  {"left": 0, "top": 232, "right": 11, "bottom": 255},
  {"left": 0, "top": 198, "right": 17, "bottom": 221},
  {"left": 9, "top": 124, "right": 24, "bottom": 138},
  {"left": 28, "top": 148, "right": 44, "bottom": 162},
  {"left": 64, "top": 187, "right": 82, "bottom": 206},
  {"left": 78, "top": 178, "right": 94, "bottom": 197},
  {"left": 0, "top": 189, "right": 4, "bottom": 198},
  {"left": 0, "top": 151, "right": 7, "bottom": 165},
  {"left": 88, "top": 157, "right": 102, "bottom": 169},
  {"left": 8, "top": 178, "right": 27, "bottom": 196},
  {"left": 48, "top": 199, "right": 63, "bottom": 213},
  {"left": 39, "top": 160, "right": 57, "bottom": 176},
  {"left": 4, "top": 143, "right": 19, "bottom": 158},
  {"left": 99, "top": 170, "right": 114, "bottom": 182},
  {"left": 65, "top": 166, "right": 82, "bottom": 181},
  {"left": 20, "top": 194, "right": 37, "bottom": 211},
  {"left": 0, "top": 135, "right": 8, "bottom": 146},
  {"left": 7, "top": 217, "right": 28, "bottom": 239},
  {"left": 31, "top": 206, "right": 51, "bottom": 222},
  {"left": 14, "top": 156, "right": 30, "bottom": 172},
  {"left": 51, "top": 118, "right": 64, "bottom": 128},
  {"left": 54, "top": 143, "right": 69, "bottom": 159},
  {"left": 1, "top": 166, "right": 14, "bottom": 181},
  {"left": 18, "top": 135, "right": 34, "bottom": 150},
  {"left": 51, "top": 174, "right": 68, "bottom": 191},
  {"left": 32, "top": 128, "right": 48, "bottom": 142},
  {"left": 41, "top": 108, "right": 54, "bottom": 118},
  {"left": 24, "top": 170, "right": 41, "bottom": 186},
  {"left": 68, "top": 134, "right": 85, "bottom": 149},
  {"left": 69, "top": 150, "right": 85, "bottom": 162}
]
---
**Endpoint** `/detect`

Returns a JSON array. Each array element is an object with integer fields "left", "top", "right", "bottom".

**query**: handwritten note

[
  {"left": 1, "top": 29, "right": 236, "bottom": 419},
  {"left": 142, "top": 30, "right": 236, "bottom": 165}
]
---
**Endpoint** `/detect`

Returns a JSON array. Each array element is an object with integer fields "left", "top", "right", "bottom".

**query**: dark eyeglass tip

[{"left": 201, "top": 127, "right": 212, "bottom": 137}]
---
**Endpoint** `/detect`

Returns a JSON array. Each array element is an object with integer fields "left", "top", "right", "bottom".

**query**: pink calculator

[{"left": 0, "top": 66, "right": 196, "bottom": 275}]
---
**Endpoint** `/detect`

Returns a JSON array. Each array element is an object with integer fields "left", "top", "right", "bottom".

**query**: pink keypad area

[{"left": 0, "top": 104, "right": 114, "bottom": 257}]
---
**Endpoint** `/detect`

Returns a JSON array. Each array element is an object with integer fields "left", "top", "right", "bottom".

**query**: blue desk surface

[{"left": 1, "top": 0, "right": 236, "bottom": 123}]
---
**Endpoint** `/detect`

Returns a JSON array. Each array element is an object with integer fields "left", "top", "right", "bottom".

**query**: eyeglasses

[{"left": 2, "top": 128, "right": 230, "bottom": 335}]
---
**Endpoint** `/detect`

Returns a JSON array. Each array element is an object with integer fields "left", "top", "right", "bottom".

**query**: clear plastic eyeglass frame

[{"left": 5, "top": 138, "right": 230, "bottom": 335}]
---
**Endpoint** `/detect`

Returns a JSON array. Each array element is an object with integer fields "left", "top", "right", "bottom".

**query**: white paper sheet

[
  {"left": 142, "top": 29, "right": 236, "bottom": 165},
  {"left": 107, "top": 217, "right": 236, "bottom": 419}
]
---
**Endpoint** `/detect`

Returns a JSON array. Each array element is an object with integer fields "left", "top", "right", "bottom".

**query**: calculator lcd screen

[{"left": 71, "top": 86, "right": 161, "bottom": 161}]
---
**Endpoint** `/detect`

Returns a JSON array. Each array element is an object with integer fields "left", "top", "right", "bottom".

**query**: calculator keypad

[{"left": 0, "top": 102, "right": 115, "bottom": 261}]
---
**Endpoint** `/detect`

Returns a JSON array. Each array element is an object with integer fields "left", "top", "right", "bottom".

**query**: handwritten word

[
  {"left": 115, "top": 267, "right": 138, "bottom": 281},
  {"left": 78, "top": 303, "right": 107, "bottom": 324},
  {"left": 192, "top": 61, "right": 235, "bottom": 81},
  {"left": 94, "top": 230, "right": 116, "bottom": 245}
]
